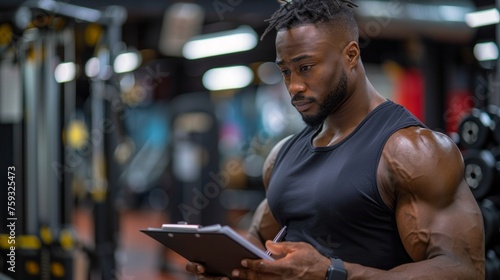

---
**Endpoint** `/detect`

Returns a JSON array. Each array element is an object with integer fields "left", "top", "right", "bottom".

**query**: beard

[{"left": 294, "top": 71, "right": 349, "bottom": 129}]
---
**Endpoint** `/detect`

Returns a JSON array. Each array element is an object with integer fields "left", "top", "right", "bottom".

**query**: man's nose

[{"left": 287, "top": 74, "right": 306, "bottom": 97}]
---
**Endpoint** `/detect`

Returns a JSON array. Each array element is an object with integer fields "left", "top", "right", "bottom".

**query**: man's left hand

[{"left": 232, "top": 241, "right": 331, "bottom": 280}]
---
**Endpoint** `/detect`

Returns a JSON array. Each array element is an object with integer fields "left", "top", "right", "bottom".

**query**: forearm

[{"left": 345, "top": 256, "right": 482, "bottom": 280}]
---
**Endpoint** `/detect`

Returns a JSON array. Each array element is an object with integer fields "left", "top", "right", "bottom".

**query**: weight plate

[
  {"left": 462, "top": 149, "right": 497, "bottom": 200},
  {"left": 458, "top": 108, "right": 492, "bottom": 149}
]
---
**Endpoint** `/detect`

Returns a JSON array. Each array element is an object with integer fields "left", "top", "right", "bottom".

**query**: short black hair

[{"left": 261, "top": 0, "right": 358, "bottom": 41}]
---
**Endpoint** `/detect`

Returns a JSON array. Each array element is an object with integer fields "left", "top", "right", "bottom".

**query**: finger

[
  {"left": 241, "top": 258, "right": 289, "bottom": 275},
  {"left": 185, "top": 262, "right": 204, "bottom": 274},
  {"left": 200, "top": 276, "right": 231, "bottom": 280},
  {"left": 265, "top": 240, "right": 294, "bottom": 256},
  {"left": 232, "top": 266, "right": 280, "bottom": 280},
  {"left": 186, "top": 262, "right": 231, "bottom": 280}
]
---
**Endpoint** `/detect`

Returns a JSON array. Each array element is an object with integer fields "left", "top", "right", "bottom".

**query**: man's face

[{"left": 275, "top": 24, "right": 349, "bottom": 128}]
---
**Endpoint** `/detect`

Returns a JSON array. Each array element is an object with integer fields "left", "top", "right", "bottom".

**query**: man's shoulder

[
  {"left": 262, "top": 134, "right": 295, "bottom": 189},
  {"left": 381, "top": 126, "right": 464, "bottom": 196},
  {"left": 272, "top": 134, "right": 296, "bottom": 155},
  {"left": 386, "top": 126, "right": 459, "bottom": 157}
]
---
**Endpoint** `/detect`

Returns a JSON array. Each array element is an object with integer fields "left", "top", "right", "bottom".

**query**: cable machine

[{"left": 0, "top": 1, "right": 128, "bottom": 279}]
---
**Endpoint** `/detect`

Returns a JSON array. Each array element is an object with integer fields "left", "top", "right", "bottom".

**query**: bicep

[
  {"left": 396, "top": 181, "right": 484, "bottom": 263},
  {"left": 248, "top": 136, "right": 293, "bottom": 246},
  {"left": 386, "top": 129, "right": 484, "bottom": 264},
  {"left": 262, "top": 135, "right": 293, "bottom": 190},
  {"left": 247, "top": 199, "right": 281, "bottom": 248}
]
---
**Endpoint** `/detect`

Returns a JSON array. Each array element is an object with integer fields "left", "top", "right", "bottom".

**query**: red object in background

[
  {"left": 445, "top": 89, "right": 474, "bottom": 134},
  {"left": 394, "top": 68, "right": 425, "bottom": 122}
]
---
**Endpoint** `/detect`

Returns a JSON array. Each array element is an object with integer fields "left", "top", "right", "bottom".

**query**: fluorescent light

[
  {"left": 474, "top": 42, "right": 499, "bottom": 61},
  {"left": 54, "top": 62, "right": 76, "bottom": 83},
  {"left": 85, "top": 57, "right": 100, "bottom": 78},
  {"left": 203, "top": 65, "right": 253, "bottom": 91},
  {"left": 114, "top": 51, "right": 141, "bottom": 74},
  {"left": 465, "top": 8, "right": 500, "bottom": 28},
  {"left": 183, "top": 26, "right": 257, "bottom": 59},
  {"left": 439, "top": 5, "right": 470, "bottom": 22}
]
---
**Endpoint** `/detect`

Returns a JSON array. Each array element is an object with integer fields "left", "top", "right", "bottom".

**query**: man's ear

[{"left": 344, "top": 41, "right": 360, "bottom": 68}]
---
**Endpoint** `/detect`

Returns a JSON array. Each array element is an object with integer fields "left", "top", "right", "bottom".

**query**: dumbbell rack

[{"left": 458, "top": 105, "right": 500, "bottom": 279}]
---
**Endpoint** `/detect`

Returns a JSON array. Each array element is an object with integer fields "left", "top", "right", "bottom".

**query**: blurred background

[{"left": 1, "top": 0, "right": 500, "bottom": 279}]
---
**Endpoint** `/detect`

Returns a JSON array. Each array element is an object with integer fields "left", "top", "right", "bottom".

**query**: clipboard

[{"left": 140, "top": 224, "right": 273, "bottom": 278}]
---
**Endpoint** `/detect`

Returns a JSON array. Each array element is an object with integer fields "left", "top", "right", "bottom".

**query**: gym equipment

[
  {"left": 84, "top": 5, "right": 127, "bottom": 280},
  {"left": 489, "top": 105, "right": 500, "bottom": 145},
  {"left": 169, "top": 92, "right": 223, "bottom": 226},
  {"left": 480, "top": 197, "right": 500, "bottom": 248},
  {"left": 458, "top": 108, "right": 493, "bottom": 149},
  {"left": 462, "top": 149, "right": 499, "bottom": 200},
  {"left": 486, "top": 250, "right": 500, "bottom": 280},
  {"left": 0, "top": 1, "right": 128, "bottom": 279}
]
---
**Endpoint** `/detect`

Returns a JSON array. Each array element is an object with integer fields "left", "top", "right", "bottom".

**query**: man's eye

[
  {"left": 300, "top": 65, "right": 312, "bottom": 72},
  {"left": 281, "top": 70, "right": 291, "bottom": 76}
]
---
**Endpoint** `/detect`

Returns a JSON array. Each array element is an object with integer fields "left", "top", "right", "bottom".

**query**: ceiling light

[
  {"left": 183, "top": 26, "right": 257, "bottom": 60},
  {"left": 439, "top": 5, "right": 470, "bottom": 22},
  {"left": 465, "top": 8, "right": 500, "bottom": 28},
  {"left": 202, "top": 65, "right": 253, "bottom": 91},
  {"left": 54, "top": 62, "right": 76, "bottom": 83},
  {"left": 85, "top": 57, "right": 100, "bottom": 78},
  {"left": 474, "top": 42, "right": 499, "bottom": 61},
  {"left": 114, "top": 51, "right": 141, "bottom": 74}
]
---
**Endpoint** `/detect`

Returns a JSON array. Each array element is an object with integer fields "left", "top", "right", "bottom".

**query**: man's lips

[{"left": 293, "top": 100, "right": 313, "bottom": 112}]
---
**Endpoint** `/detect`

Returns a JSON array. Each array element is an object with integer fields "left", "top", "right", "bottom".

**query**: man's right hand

[{"left": 185, "top": 262, "right": 230, "bottom": 280}]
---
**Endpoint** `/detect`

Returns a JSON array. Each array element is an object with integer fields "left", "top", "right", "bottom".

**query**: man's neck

[{"left": 312, "top": 78, "right": 385, "bottom": 147}]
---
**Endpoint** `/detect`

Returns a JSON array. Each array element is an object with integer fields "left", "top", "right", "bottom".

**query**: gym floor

[{"left": 73, "top": 207, "right": 194, "bottom": 280}]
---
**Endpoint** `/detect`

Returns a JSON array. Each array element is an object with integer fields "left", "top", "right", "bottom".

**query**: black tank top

[{"left": 267, "top": 100, "right": 423, "bottom": 269}]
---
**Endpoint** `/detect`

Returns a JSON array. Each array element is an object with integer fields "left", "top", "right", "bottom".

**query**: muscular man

[{"left": 187, "top": 0, "right": 485, "bottom": 279}]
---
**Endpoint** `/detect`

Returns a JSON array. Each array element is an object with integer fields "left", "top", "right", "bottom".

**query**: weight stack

[
  {"left": 49, "top": 227, "right": 77, "bottom": 280},
  {"left": 0, "top": 234, "right": 43, "bottom": 280},
  {"left": 16, "top": 235, "right": 43, "bottom": 280},
  {"left": 0, "top": 233, "right": 16, "bottom": 279}
]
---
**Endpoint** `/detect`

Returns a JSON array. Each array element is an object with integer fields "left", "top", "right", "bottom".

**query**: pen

[{"left": 266, "top": 226, "right": 287, "bottom": 256}]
